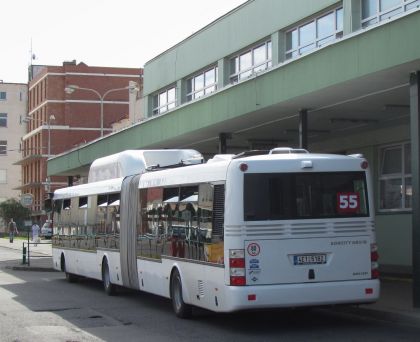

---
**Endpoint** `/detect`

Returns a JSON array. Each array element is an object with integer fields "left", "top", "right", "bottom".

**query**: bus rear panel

[{"left": 221, "top": 154, "right": 379, "bottom": 311}]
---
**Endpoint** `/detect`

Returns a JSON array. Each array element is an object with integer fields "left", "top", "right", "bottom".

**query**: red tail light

[
  {"left": 229, "top": 258, "right": 245, "bottom": 268},
  {"left": 371, "top": 243, "right": 379, "bottom": 279},
  {"left": 229, "top": 249, "right": 246, "bottom": 286},
  {"left": 230, "top": 276, "right": 246, "bottom": 286}
]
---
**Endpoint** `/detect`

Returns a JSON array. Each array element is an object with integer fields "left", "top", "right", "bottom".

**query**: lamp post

[
  {"left": 23, "top": 114, "right": 56, "bottom": 221},
  {"left": 64, "top": 84, "right": 138, "bottom": 137}
]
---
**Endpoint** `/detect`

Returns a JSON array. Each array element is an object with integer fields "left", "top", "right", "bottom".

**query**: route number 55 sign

[{"left": 337, "top": 192, "right": 360, "bottom": 213}]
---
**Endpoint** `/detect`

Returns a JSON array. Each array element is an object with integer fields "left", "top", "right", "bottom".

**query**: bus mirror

[{"left": 44, "top": 198, "right": 52, "bottom": 213}]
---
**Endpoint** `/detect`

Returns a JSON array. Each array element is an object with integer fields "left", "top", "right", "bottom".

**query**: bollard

[{"left": 22, "top": 243, "right": 27, "bottom": 264}]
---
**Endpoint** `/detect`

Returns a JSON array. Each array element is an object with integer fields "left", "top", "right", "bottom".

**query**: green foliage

[{"left": 0, "top": 199, "right": 31, "bottom": 229}]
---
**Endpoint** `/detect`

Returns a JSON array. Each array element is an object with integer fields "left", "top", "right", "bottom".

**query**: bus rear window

[{"left": 244, "top": 172, "right": 369, "bottom": 221}]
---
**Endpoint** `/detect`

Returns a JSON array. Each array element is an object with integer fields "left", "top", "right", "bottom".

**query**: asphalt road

[{"left": 1, "top": 245, "right": 420, "bottom": 342}]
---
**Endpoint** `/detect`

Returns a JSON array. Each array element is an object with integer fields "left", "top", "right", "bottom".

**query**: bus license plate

[{"left": 294, "top": 254, "right": 327, "bottom": 265}]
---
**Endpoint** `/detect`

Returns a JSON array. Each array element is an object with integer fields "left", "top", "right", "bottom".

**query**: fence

[{"left": 22, "top": 241, "right": 52, "bottom": 266}]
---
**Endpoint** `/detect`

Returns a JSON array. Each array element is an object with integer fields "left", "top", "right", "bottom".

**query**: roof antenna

[{"left": 28, "top": 38, "right": 37, "bottom": 81}]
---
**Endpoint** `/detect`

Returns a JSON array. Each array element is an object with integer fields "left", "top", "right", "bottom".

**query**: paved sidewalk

[
  {"left": 0, "top": 236, "right": 54, "bottom": 270},
  {"left": 1, "top": 237, "right": 420, "bottom": 325},
  {"left": 335, "top": 276, "right": 420, "bottom": 326}
]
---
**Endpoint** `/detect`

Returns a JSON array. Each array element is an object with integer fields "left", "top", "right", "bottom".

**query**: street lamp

[
  {"left": 64, "top": 84, "right": 138, "bottom": 137},
  {"left": 47, "top": 114, "right": 55, "bottom": 159},
  {"left": 22, "top": 114, "right": 56, "bottom": 221}
]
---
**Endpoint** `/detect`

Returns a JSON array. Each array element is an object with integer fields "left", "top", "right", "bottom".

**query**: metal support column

[
  {"left": 410, "top": 71, "right": 420, "bottom": 307},
  {"left": 299, "top": 109, "right": 308, "bottom": 149},
  {"left": 219, "top": 133, "right": 231, "bottom": 154}
]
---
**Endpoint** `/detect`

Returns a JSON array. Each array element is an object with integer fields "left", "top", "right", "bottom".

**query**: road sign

[{"left": 21, "top": 193, "right": 34, "bottom": 207}]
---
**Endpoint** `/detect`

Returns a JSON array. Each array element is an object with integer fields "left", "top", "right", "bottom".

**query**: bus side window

[
  {"left": 53, "top": 199, "right": 62, "bottom": 236},
  {"left": 201, "top": 183, "right": 225, "bottom": 264},
  {"left": 106, "top": 193, "right": 120, "bottom": 234},
  {"left": 78, "top": 196, "right": 88, "bottom": 236},
  {"left": 212, "top": 184, "right": 225, "bottom": 239},
  {"left": 96, "top": 195, "right": 107, "bottom": 235},
  {"left": 62, "top": 199, "right": 71, "bottom": 236},
  {"left": 86, "top": 195, "right": 95, "bottom": 236}
]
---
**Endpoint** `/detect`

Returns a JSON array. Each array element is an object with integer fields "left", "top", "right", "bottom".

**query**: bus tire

[
  {"left": 170, "top": 269, "right": 192, "bottom": 318},
  {"left": 61, "top": 254, "right": 78, "bottom": 283},
  {"left": 102, "top": 258, "right": 116, "bottom": 296}
]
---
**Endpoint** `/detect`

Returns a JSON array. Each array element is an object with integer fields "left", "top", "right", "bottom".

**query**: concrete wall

[{"left": 0, "top": 83, "right": 27, "bottom": 202}]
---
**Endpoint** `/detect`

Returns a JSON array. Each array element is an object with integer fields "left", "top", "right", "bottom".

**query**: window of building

[
  {"left": 0, "top": 92, "right": 6, "bottom": 101},
  {"left": 0, "top": 169, "right": 6, "bottom": 184},
  {"left": 186, "top": 66, "right": 218, "bottom": 101},
  {"left": 362, "top": 0, "right": 420, "bottom": 28},
  {"left": 229, "top": 40, "right": 272, "bottom": 84},
  {"left": 286, "top": 7, "right": 343, "bottom": 60},
  {"left": 0, "top": 113, "right": 6, "bottom": 127},
  {"left": 379, "top": 142, "right": 411, "bottom": 211},
  {"left": 152, "top": 86, "right": 176, "bottom": 115},
  {"left": 0, "top": 140, "right": 6, "bottom": 155}
]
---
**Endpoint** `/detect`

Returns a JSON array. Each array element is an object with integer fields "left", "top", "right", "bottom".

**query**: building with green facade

[{"left": 49, "top": 0, "right": 420, "bottom": 278}]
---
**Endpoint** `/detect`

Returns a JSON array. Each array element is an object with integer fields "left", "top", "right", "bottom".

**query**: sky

[{"left": 1, "top": 0, "right": 246, "bottom": 84}]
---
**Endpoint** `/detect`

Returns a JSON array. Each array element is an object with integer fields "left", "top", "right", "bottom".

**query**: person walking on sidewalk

[
  {"left": 32, "top": 221, "right": 40, "bottom": 246},
  {"left": 8, "top": 218, "right": 19, "bottom": 243}
]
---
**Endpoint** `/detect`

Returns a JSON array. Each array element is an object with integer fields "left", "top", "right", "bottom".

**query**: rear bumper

[{"left": 221, "top": 279, "right": 380, "bottom": 312}]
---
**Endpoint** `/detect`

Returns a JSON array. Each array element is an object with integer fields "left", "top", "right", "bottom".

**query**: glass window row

[
  {"left": 186, "top": 66, "right": 218, "bottom": 101},
  {"left": 286, "top": 7, "right": 343, "bottom": 60},
  {"left": 150, "top": 1, "right": 419, "bottom": 116},
  {"left": 362, "top": 0, "right": 420, "bottom": 28},
  {"left": 0, "top": 113, "right": 7, "bottom": 127},
  {"left": 379, "top": 142, "right": 412, "bottom": 211},
  {"left": 230, "top": 40, "right": 272, "bottom": 84},
  {"left": 152, "top": 86, "right": 176, "bottom": 115},
  {"left": 52, "top": 183, "right": 225, "bottom": 264}
]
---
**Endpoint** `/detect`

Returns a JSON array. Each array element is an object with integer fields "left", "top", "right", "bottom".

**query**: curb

[{"left": 6, "top": 265, "right": 57, "bottom": 272}]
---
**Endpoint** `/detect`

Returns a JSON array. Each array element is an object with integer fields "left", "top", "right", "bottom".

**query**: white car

[{"left": 40, "top": 221, "right": 53, "bottom": 239}]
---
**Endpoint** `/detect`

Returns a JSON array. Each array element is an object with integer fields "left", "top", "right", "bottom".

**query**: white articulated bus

[{"left": 51, "top": 148, "right": 380, "bottom": 318}]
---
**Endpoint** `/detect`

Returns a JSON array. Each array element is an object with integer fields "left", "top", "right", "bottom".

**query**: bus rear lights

[
  {"left": 239, "top": 163, "right": 248, "bottom": 172},
  {"left": 230, "top": 249, "right": 246, "bottom": 286},
  {"left": 371, "top": 243, "right": 379, "bottom": 263},
  {"left": 248, "top": 294, "right": 256, "bottom": 301},
  {"left": 230, "top": 276, "right": 246, "bottom": 286},
  {"left": 371, "top": 243, "right": 380, "bottom": 279},
  {"left": 365, "top": 288, "right": 373, "bottom": 295},
  {"left": 371, "top": 268, "right": 380, "bottom": 279},
  {"left": 361, "top": 160, "right": 368, "bottom": 169},
  {"left": 229, "top": 258, "right": 245, "bottom": 268}
]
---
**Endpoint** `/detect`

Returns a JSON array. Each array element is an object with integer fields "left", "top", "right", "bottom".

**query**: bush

[{"left": 0, "top": 199, "right": 31, "bottom": 230}]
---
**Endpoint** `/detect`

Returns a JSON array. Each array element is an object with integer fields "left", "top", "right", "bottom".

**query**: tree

[{"left": 0, "top": 198, "right": 31, "bottom": 230}]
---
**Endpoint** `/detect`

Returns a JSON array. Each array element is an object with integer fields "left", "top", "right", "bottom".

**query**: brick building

[{"left": 17, "top": 61, "right": 142, "bottom": 220}]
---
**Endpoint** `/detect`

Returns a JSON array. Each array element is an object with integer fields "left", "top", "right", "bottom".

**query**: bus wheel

[
  {"left": 62, "top": 255, "right": 78, "bottom": 283},
  {"left": 170, "top": 269, "right": 192, "bottom": 318},
  {"left": 102, "top": 259, "right": 116, "bottom": 296}
]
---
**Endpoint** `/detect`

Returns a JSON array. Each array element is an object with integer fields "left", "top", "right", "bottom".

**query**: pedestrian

[
  {"left": 8, "top": 218, "right": 18, "bottom": 243},
  {"left": 32, "top": 221, "right": 40, "bottom": 246}
]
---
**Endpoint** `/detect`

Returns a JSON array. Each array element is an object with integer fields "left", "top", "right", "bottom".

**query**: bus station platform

[{"left": 1, "top": 237, "right": 420, "bottom": 325}]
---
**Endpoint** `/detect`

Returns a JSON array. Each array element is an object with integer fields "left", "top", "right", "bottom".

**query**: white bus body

[{"left": 51, "top": 148, "right": 379, "bottom": 317}]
